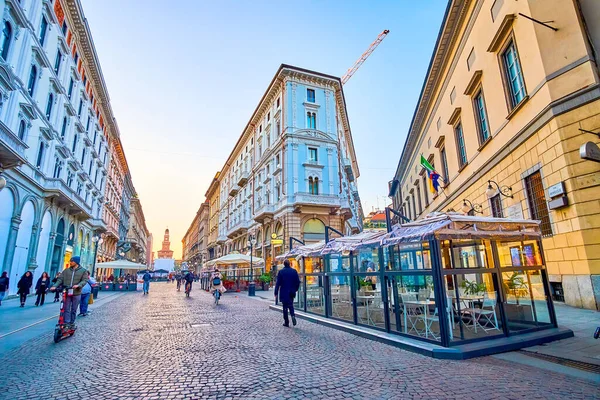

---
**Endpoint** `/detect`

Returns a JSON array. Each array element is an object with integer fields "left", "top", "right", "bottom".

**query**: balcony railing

[
  {"left": 0, "top": 120, "right": 28, "bottom": 169},
  {"left": 294, "top": 193, "right": 341, "bottom": 208},
  {"left": 44, "top": 178, "right": 93, "bottom": 218},
  {"left": 237, "top": 171, "right": 249, "bottom": 186},
  {"left": 343, "top": 158, "right": 355, "bottom": 182},
  {"left": 229, "top": 185, "right": 240, "bottom": 197},
  {"left": 254, "top": 204, "right": 275, "bottom": 223}
]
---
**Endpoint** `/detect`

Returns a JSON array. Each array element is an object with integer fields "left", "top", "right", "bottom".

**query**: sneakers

[
  {"left": 283, "top": 323, "right": 290, "bottom": 327},
  {"left": 292, "top": 316, "right": 297, "bottom": 326}
]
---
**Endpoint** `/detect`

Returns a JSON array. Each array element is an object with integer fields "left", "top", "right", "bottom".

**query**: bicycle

[{"left": 185, "top": 282, "right": 192, "bottom": 297}]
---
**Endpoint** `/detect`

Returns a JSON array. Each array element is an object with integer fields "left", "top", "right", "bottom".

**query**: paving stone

[{"left": 0, "top": 282, "right": 596, "bottom": 399}]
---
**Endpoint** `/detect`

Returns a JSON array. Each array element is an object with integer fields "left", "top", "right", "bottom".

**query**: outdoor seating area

[{"left": 279, "top": 213, "right": 566, "bottom": 352}]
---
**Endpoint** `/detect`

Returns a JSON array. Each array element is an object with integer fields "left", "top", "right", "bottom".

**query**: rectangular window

[
  {"left": 54, "top": 52, "right": 62, "bottom": 75},
  {"left": 502, "top": 40, "right": 527, "bottom": 108},
  {"left": 490, "top": 194, "right": 503, "bottom": 218},
  {"left": 307, "top": 112, "right": 316, "bottom": 129},
  {"left": 39, "top": 16, "right": 48, "bottom": 46},
  {"left": 440, "top": 147, "right": 449, "bottom": 182},
  {"left": 277, "top": 98, "right": 280, "bottom": 108},
  {"left": 307, "top": 88, "right": 315, "bottom": 103},
  {"left": 78, "top": 100, "right": 83, "bottom": 116},
  {"left": 422, "top": 176, "right": 429, "bottom": 206},
  {"left": 62, "top": 21, "right": 68, "bottom": 35},
  {"left": 454, "top": 123, "right": 467, "bottom": 168},
  {"left": 36, "top": 142, "right": 44, "bottom": 168},
  {"left": 74, "top": 51, "right": 79, "bottom": 65},
  {"left": 411, "top": 193, "right": 417, "bottom": 219},
  {"left": 68, "top": 78, "right": 74, "bottom": 98},
  {"left": 416, "top": 183, "right": 422, "bottom": 215},
  {"left": 276, "top": 121, "right": 281, "bottom": 136},
  {"left": 473, "top": 90, "right": 490, "bottom": 143},
  {"left": 524, "top": 171, "right": 552, "bottom": 236},
  {"left": 309, "top": 147, "right": 318, "bottom": 162}
]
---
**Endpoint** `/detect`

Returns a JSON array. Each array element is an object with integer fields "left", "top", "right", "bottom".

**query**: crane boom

[{"left": 341, "top": 29, "right": 389, "bottom": 85}]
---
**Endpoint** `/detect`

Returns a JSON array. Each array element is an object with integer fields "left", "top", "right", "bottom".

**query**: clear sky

[{"left": 83, "top": 0, "right": 448, "bottom": 259}]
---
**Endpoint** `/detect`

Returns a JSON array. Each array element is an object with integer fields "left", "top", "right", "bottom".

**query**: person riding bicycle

[
  {"left": 210, "top": 268, "right": 225, "bottom": 297},
  {"left": 184, "top": 270, "right": 194, "bottom": 293},
  {"left": 175, "top": 272, "right": 182, "bottom": 290}
]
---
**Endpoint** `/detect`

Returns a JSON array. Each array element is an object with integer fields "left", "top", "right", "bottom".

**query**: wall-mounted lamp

[
  {"left": 486, "top": 180, "right": 513, "bottom": 199},
  {"left": 461, "top": 199, "right": 483, "bottom": 214}
]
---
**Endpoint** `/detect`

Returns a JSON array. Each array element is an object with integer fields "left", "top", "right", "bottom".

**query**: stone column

[
  {"left": 327, "top": 147, "right": 334, "bottom": 195},
  {"left": 44, "top": 232, "right": 57, "bottom": 274},
  {"left": 26, "top": 223, "right": 40, "bottom": 271},
  {"left": 3, "top": 216, "right": 22, "bottom": 275}
]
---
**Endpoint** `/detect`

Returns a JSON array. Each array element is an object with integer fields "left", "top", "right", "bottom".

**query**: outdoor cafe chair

[{"left": 461, "top": 291, "right": 500, "bottom": 333}]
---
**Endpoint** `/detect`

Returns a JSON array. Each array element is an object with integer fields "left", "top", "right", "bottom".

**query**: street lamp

[
  {"left": 247, "top": 235, "right": 257, "bottom": 297},
  {"left": 486, "top": 180, "right": 513, "bottom": 199},
  {"left": 91, "top": 235, "right": 103, "bottom": 278},
  {"left": 461, "top": 199, "right": 483, "bottom": 214}
]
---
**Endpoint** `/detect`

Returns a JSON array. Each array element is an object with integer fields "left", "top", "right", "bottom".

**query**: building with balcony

[
  {"left": 182, "top": 202, "right": 209, "bottom": 269},
  {"left": 389, "top": 0, "right": 600, "bottom": 309},
  {"left": 205, "top": 172, "right": 221, "bottom": 260},
  {"left": 213, "top": 64, "right": 363, "bottom": 270},
  {"left": 126, "top": 195, "right": 150, "bottom": 265},
  {"left": 0, "top": 0, "right": 146, "bottom": 291}
]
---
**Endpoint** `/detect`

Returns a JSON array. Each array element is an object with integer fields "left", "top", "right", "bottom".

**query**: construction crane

[{"left": 341, "top": 29, "right": 390, "bottom": 85}]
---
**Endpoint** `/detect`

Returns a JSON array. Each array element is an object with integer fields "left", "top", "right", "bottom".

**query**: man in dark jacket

[
  {"left": 50, "top": 256, "right": 89, "bottom": 328},
  {"left": 142, "top": 270, "right": 151, "bottom": 295},
  {"left": 274, "top": 260, "right": 301, "bottom": 327}
]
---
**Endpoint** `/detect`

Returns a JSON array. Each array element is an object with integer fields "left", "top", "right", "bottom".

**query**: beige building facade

[
  {"left": 390, "top": 0, "right": 600, "bottom": 309},
  {"left": 205, "top": 172, "right": 221, "bottom": 260},
  {"left": 182, "top": 202, "right": 209, "bottom": 268}
]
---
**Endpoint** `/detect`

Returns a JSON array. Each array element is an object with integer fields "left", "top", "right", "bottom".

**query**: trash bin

[{"left": 92, "top": 285, "right": 100, "bottom": 299}]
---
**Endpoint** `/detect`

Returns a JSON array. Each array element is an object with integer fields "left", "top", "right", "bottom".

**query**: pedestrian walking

[
  {"left": 0, "top": 271, "right": 9, "bottom": 306},
  {"left": 79, "top": 276, "right": 95, "bottom": 316},
  {"left": 49, "top": 256, "right": 89, "bottom": 329},
  {"left": 34, "top": 272, "right": 51, "bottom": 306},
  {"left": 51, "top": 272, "right": 61, "bottom": 302},
  {"left": 274, "top": 259, "right": 301, "bottom": 327},
  {"left": 142, "top": 270, "right": 151, "bottom": 295},
  {"left": 17, "top": 271, "right": 33, "bottom": 307}
]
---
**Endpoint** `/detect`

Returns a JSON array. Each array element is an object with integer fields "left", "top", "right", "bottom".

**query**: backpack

[{"left": 212, "top": 277, "right": 221, "bottom": 286}]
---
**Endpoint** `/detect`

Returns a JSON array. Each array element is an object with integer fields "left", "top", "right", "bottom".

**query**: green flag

[{"left": 420, "top": 155, "right": 436, "bottom": 174}]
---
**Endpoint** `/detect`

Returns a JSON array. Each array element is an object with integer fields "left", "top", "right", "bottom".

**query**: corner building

[
  {"left": 216, "top": 65, "right": 363, "bottom": 269},
  {"left": 389, "top": 0, "right": 600, "bottom": 309}
]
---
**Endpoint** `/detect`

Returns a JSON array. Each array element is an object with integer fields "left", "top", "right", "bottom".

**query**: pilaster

[
  {"left": 26, "top": 223, "right": 40, "bottom": 271},
  {"left": 3, "top": 216, "right": 22, "bottom": 277}
]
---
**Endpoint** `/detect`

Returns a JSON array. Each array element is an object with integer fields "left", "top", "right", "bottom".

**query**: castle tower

[{"left": 157, "top": 229, "right": 174, "bottom": 259}]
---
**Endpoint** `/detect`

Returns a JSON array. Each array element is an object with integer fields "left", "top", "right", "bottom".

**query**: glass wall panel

[
  {"left": 441, "top": 239, "right": 493, "bottom": 269},
  {"left": 502, "top": 270, "right": 552, "bottom": 332},
  {"left": 356, "top": 248, "right": 380, "bottom": 272},
  {"left": 306, "top": 274, "right": 325, "bottom": 315},
  {"left": 330, "top": 275, "right": 353, "bottom": 322},
  {"left": 497, "top": 240, "right": 543, "bottom": 268},
  {"left": 389, "top": 274, "right": 440, "bottom": 341},
  {"left": 304, "top": 257, "right": 324, "bottom": 274},
  {"left": 329, "top": 255, "right": 350, "bottom": 273},
  {"left": 295, "top": 276, "right": 305, "bottom": 310},
  {"left": 355, "top": 276, "right": 385, "bottom": 329},
  {"left": 444, "top": 272, "right": 503, "bottom": 341},
  {"left": 390, "top": 242, "right": 432, "bottom": 271}
]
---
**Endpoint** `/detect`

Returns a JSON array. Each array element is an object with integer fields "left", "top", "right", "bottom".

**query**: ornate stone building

[{"left": 157, "top": 228, "right": 173, "bottom": 259}]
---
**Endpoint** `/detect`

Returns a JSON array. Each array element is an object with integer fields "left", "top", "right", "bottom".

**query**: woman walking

[
  {"left": 52, "top": 272, "right": 61, "bottom": 302},
  {"left": 0, "top": 272, "right": 9, "bottom": 306},
  {"left": 35, "top": 272, "right": 50, "bottom": 306},
  {"left": 17, "top": 271, "right": 33, "bottom": 307}
]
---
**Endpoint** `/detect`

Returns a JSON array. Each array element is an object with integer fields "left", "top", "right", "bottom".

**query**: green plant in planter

[
  {"left": 258, "top": 273, "right": 271, "bottom": 284},
  {"left": 358, "top": 277, "right": 372, "bottom": 288},
  {"left": 460, "top": 279, "right": 486, "bottom": 295},
  {"left": 503, "top": 272, "right": 527, "bottom": 305}
]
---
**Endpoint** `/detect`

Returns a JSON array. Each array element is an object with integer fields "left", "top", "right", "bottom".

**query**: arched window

[
  {"left": 45, "top": 93, "right": 53, "bottom": 119},
  {"left": 60, "top": 117, "right": 67, "bottom": 138},
  {"left": 1, "top": 21, "right": 12, "bottom": 60},
  {"left": 303, "top": 218, "right": 325, "bottom": 242},
  {"left": 17, "top": 120, "right": 26, "bottom": 140},
  {"left": 307, "top": 112, "right": 316, "bottom": 129},
  {"left": 27, "top": 65, "right": 37, "bottom": 96},
  {"left": 308, "top": 177, "right": 314, "bottom": 194},
  {"left": 308, "top": 177, "right": 319, "bottom": 195}
]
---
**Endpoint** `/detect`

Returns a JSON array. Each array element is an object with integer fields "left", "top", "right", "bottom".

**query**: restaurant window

[
  {"left": 524, "top": 171, "right": 552, "bottom": 236},
  {"left": 307, "top": 88, "right": 315, "bottom": 103},
  {"left": 1, "top": 21, "right": 12, "bottom": 60},
  {"left": 473, "top": 90, "right": 490, "bottom": 144},
  {"left": 440, "top": 147, "right": 449, "bottom": 183},
  {"left": 454, "top": 122, "right": 467, "bottom": 168},
  {"left": 502, "top": 40, "right": 527, "bottom": 109},
  {"left": 490, "top": 194, "right": 503, "bottom": 218}
]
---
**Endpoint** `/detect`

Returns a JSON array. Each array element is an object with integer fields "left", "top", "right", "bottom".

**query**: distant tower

[{"left": 157, "top": 228, "right": 174, "bottom": 259}]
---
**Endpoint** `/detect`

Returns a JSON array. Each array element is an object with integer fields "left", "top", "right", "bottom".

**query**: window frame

[
  {"left": 308, "top": 147, "right": 318, "bottom": 162},
  {"left": 307, "top": 88, "right": 316, "bottom": 103},
  {"left": 472, "top": 88, "right": 491, "bottom": 147},
  {"left": 490, "top": 193, "right": 503, "bottom": 218},
  {"left": 524, "top": 170, "right": 553, "bottom": 237},
  {"left": 1, "top": 21, "right": 12, "bottom": 61},
  {"left": 39, "top": 16, "right": 48, "bottom": 46},
  {"left": 27, "top": 65, "right": 37, "bottom": 96},
  {"left": 453, "top": 121, "right": 468, "bottom": 170},
  {"left": 499, "top": 35, "right": 528, "bottom": 112}
]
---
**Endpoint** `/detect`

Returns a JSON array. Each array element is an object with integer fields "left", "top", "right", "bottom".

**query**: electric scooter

[{"left": 53, "top": 286, "right": 76, "bottom": 343}]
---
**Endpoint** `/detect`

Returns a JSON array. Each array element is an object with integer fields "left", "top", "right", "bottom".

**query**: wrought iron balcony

[
  {"left": 44, "top": 178, "right": 93, "bottom": 218},
  {"left": 254, "top": 204, "right": 275, "bottom": 223},
  {"left": 294, "top": 193, "right": 341, "bottom": 208}
]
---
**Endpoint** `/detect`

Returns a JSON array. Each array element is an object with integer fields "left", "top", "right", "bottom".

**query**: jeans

[
  {"left": 20, "top": 293, "right": 27, "bottom": 305},
  {"left": 0, "top": 291, "right": 6, "bottom": 303},
  {"left": 64, "top": 295, "right": 81, "bottom": 325},
  {"left": 79, "top": 293, "right": 90, "bottom": 314},
  {"left": 35, "top": 291, "right": 46, "bottom": 306},
  {"left": 143, "top": 281, "right": 150, "bottom": 293},
  {"left": 282, "top": 301, "right": 295, "bottom": 325}
]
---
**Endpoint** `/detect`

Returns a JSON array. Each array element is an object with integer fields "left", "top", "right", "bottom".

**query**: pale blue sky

[{"left": 83, "top": 0, "right": 447, "bottom": 258}]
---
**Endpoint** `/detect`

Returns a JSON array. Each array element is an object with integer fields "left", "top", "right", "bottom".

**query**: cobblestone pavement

[{"left": 0, "top": 283, "right": 597, "bottom": 400}]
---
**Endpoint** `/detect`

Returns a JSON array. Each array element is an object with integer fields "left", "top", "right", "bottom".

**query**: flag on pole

[{"left": 420, "top": 155, "right": 441, "bottom": 194}]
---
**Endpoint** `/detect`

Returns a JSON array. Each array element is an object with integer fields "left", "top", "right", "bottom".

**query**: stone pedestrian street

[{"left": 0, "top": 283, "right": 597, "bottom": 400}]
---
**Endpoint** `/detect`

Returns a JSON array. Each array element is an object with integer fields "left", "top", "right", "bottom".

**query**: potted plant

[
  {"left": 503, "top": 272, "right": 533, "bottom": 322},
  {"left": 258, "top": 273, "right": 271, "bottom": 290},
  {"left": 460, "top": 279, "right": 486, "bottom": 296}
]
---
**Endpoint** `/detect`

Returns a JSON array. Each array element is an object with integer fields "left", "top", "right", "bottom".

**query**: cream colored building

[
  {"left": 182, "top": 202, "right": 209, "bottom": 269},
  {"left": 205, "top": 172, "right": 221, "bottom": 260},
  {"left": 390, "top": 0, "right": 600, "bottom": 309}
]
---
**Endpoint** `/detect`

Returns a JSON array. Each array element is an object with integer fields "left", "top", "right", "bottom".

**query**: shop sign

[
  {"left": 548, "top": 196, "right": 568, "bottom": 210},
  {"left": 547, "top": 182, "right": 565, "bottom": 198},
  {"left": 272, "top": 239, "right": 283, "bottom": 245},
  {"left": 580, "top": 141, "right": 600, "bottom": 163},
  {"left": 506, "top": 204, "right": 524, "bottom": 220}
]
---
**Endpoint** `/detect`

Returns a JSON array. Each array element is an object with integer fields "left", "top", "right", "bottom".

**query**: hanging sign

[{"left": 580, "top": 142, "right": 600, "bottom": 163}]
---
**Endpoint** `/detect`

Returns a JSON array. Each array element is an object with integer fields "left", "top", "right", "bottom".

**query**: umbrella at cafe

[{"left": 204, "top": 253, "right": 265, "bottom": 268}]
